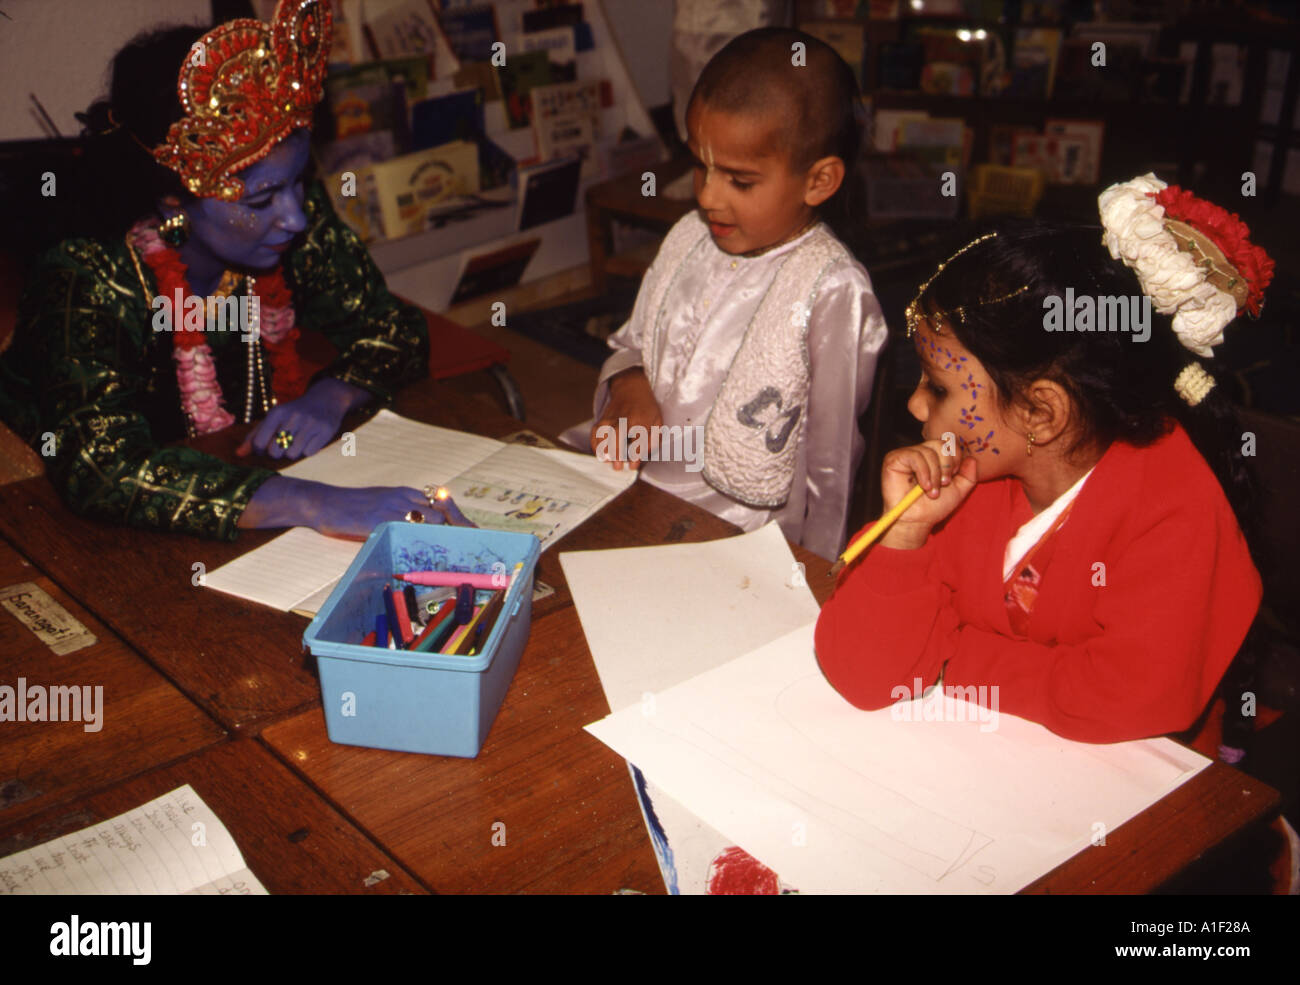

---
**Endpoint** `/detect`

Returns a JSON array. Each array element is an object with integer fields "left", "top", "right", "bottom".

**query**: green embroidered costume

[{"left": 0, "top": 182, "right": 428, "bottom": 540}]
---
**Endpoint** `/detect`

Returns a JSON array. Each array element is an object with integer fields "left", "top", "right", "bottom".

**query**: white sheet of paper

[
  {"left": 587, "top": 622, "right": 1211, "bottom": 894},
  {"left": 0, "top": 784, "right": 267, "bottom": 895},
  {"left": 562, "top": 523, "right": 823, "bottom": 893},
  {"left": 204, "top": 527, "right": 364, "bottom": 612},
  {"left": 204, "top": 410, "right": 636, "bottom": 613},
  {"left": 559, "top": 523, "right": 820, "bottom": 713}
]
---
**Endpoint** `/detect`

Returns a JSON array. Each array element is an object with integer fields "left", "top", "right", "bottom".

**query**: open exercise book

[
  {"left": 204, "top": 410, "right": 637, "bottom": 614},
  {"left": 0, "top": 785, "right": 266, "bottom": 895},
  {"left": 564, "top": 525, "right": 1211, "bottom": 894}
]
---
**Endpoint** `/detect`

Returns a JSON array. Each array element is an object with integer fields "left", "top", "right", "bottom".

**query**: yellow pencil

[{"left": 828, "top": 483, "right": 928, "bottom": 577}]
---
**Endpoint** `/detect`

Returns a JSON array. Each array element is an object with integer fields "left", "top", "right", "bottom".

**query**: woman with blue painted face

[{"left": 0, "top": 1, "right": 471, "bottom": 539}]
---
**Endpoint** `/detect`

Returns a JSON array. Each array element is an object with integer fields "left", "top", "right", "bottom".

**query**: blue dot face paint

[{"left": 908, "top": 319, "right": 1011, "bottom": 467}]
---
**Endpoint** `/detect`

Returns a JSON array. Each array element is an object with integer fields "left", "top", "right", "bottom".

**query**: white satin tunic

[{"left": 565, "top": 214, "right": 888, "bottom": 561}]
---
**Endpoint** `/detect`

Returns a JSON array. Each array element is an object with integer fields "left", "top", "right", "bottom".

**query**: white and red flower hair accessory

[{"left": 1098, "top": 173, "right": 1274, "bottom": 358}]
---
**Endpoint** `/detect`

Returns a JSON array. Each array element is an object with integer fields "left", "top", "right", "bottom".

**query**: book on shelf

[
  {"left": 1006, "top": 27, "right": 1062, "bottom": 100},
  {"left": 1208, "top": 43, "right": 1246, "bottom": 107},
  {"left": 530, "top": 79, "right": 608, "bottom": 174},
  {"left": 325, "top": 0, "right": 363, "bottom": 66},
  {"left": 326, "top": 64, "right": 405, "bottom": 139},
  {"left": 379, "top": 54, "right": 434, "bottom": 104},
  {"left": 453, "top": 60, "right": 503, "bottom": 101},
  {"left": 516, "top": 156, "right": 582, "bottom": 231},
  {"left": 915, "top": 27, "right": 987, "bottom": 97},
  {"left": 435, "top": 3, "right": 500, "bottom": 63},
  {"left": 368, "top": 140, "right": 482, "bottom": 239},
  {"left": 364, "top": 0, "right": 445, "bottom": 62},
  {"left": 449, "top": 238, "right": 542, "bottom": 304},
  {"left": 317, "top": 130, "right": 399, "bottom": 175},
  {"left": 497, "top": 49, "right": 555, "bottom": 129},
  {"left": 1044, "top": 118, "right": 1104, "bottom": 185},
  {"left": 1011, "top": 132, "right": 1089, "bottom": 185},
  {"left": 325, "top": 164, "right": 384, "bottom": 242},
  {"left": 522, "top": 25, "right": 579, "bottom": 83},
  {"left": 522, "top": 3, "right": 586, "bottom": 43},
  {"left": 898, "top": 117, "right": 967, "bottom": 171},
  {"left": 872, "top": 109, "right": 930, "bottom": 153},
  {"left": 988, "top": 123, "right": 1039, "bottom": 167},
  {"left": 801, "top": 20, "right": 867, "bottom": 88},
  {"left": 411, "top": 88, "right": 486, "bottom": 151}
]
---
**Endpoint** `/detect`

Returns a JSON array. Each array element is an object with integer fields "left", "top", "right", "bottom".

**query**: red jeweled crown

[{"left": 153, "top": 0, "right": 332, "bottom": 201}]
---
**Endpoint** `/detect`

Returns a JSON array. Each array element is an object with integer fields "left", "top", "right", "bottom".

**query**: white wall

[{"left": 0, "top": 0, "right": 212, "bottom": 140}]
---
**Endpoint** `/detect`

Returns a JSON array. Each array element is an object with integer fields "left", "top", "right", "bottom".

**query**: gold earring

[
  {"left": 159, "top": 210, "right": 190, "bottom": 247},
  {"left": 1026, "top": 432, "right": 1035, "bottom": 457}
]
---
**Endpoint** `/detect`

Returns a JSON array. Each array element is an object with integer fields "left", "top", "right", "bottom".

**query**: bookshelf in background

[
  {"left": 794, "top": 1, "right": 1300, "bottom": 217},
  {"left": 281, "top": 0, "right": 665, "bottom": 311}
]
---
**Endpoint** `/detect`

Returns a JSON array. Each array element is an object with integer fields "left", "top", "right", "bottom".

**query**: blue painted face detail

[{"left": 184, "top": 129, "right": 311, "bottom": 273}]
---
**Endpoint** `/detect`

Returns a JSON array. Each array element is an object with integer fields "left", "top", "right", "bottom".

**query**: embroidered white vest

[{"left": 640, "top": 213, "right": 848, "bottom": 508}]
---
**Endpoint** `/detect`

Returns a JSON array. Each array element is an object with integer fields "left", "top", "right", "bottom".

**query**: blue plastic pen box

[{"left": 304, "top": 522, "right": 540, "bottom": 757}]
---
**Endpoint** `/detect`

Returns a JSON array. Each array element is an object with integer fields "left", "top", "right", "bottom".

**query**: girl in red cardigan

[{"left": 815, "top": 176, "right": 1274, "bottom": 743}]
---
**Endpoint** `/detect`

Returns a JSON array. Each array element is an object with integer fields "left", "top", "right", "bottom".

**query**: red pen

[{"left": 386, "top": 585, "right": 415, "bottom": 647}]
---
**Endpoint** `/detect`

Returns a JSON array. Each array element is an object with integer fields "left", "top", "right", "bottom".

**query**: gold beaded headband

[{"left": 905, "top": 232, "right": 1030, "bottom": 336}]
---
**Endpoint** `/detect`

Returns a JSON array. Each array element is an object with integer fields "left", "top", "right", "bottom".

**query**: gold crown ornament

[{"left": 152, "top": 0, "right": 332, "bottom": 201}]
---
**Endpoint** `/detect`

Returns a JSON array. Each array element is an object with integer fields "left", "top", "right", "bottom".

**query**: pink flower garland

[{"left": 129, "top": 218, "right": 299, "bottom": 434}]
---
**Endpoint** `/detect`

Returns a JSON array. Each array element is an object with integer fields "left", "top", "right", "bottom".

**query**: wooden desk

[
  {"left": 259, "top": 607, "right": 661, "bottom": 893},
  {"left": 585, "top": 157, "right": 694, "bottom": 294},
  {"left": 0, "top": 381, "right": 1281, "bottom": 893},
  {"left": 0, "top": 740, "right": 426, "bottom": 894},
  {"left": 0, "top": 541, "right": 225, "bottom": 827}
]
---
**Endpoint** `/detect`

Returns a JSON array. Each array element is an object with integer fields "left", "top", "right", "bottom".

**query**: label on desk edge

[{"left": 0, "top": 583, "right": 97, "bottom": 656}]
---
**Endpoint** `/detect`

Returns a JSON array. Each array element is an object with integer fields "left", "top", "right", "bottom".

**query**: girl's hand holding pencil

[
  {"left": 877, "top": 439, "right": 978, "bottom": 549},
  {"left": 830, "top": 439, "right": 978, "bottom": 575}
]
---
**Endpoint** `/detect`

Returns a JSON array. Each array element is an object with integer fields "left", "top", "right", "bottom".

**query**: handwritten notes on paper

[
  {"left": 0, "top": 785, "right": 267, "bottom": 895},
  {"left": 204, "top": 410, "right": 637, "bottom": 613}
]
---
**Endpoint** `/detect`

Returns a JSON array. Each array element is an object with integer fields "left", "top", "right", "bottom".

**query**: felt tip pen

[
  {"left": 384, "top": 586, "right": 415, "bottom": 647},
  {"left": 396, "top": 571, "right": 513, "bottom": 590},
  {"left": 463, "top": 590, "right": 507, "bottom": 656},
  {"left": 410, "top": 599, "right": 457, "bottom": 652},
  {"left": 441, "top": 605, "right": 484, "bottom": 654},
  {"left": 403, "top": 583, "right": 422, "bottom": 625},
  {"left": 452, "top": 592, "right": 503, "bottom": 655}
]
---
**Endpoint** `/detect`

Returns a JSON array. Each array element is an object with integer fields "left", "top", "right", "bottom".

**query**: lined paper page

[
  {"left": 204, "top": 527, "right": 364, "bottom": 611},
  {"left": 0, "top": 785, "right": 267, "bottom": 895},
  {"left": 281, "top": 409, "right": 504, "bottom": 488}
]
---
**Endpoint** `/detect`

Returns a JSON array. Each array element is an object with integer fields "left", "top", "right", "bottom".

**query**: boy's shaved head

[{"left": 688, "top": 27, "right": 862, "bottom": 175}]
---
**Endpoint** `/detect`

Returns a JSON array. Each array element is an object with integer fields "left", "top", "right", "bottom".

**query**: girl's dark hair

[
  {"left": 72, "top": 24, "right": 210, "bottom": 241},
  {"left": 686, "top": 27, "right": 869, "bottom": 258},
  {"left": 918, "top": 218, "right": 1264, "bottom": 569}
]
